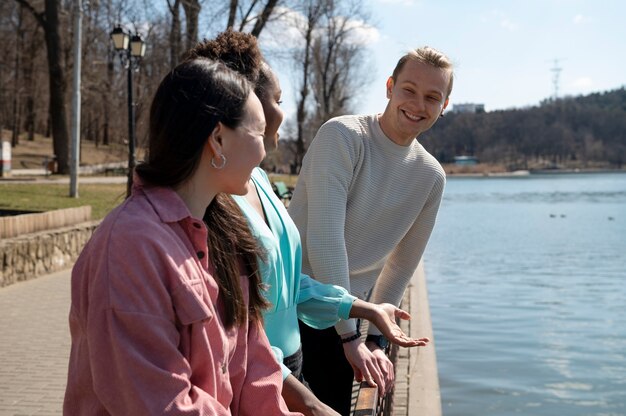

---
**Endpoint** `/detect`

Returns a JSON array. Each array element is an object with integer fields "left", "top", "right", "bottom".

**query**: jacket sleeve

[{"left": 235, "top": 319, "right": 303, "bottom": 416}]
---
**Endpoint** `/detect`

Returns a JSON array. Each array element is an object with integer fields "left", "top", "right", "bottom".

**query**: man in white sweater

[{"left": 288, "top": 46, "right": 454, "bottom": 415}]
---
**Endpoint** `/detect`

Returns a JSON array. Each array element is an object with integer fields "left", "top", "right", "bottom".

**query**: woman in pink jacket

[{"left": 63, "top": 58, "right": 301, "bottom": 415}]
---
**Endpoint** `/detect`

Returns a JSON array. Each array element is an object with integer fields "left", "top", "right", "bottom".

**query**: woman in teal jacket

[{"left": 186, "top": 31, "right": 428, "bottom": 416}]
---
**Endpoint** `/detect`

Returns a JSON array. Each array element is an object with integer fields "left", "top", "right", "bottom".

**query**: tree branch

[
  {"left": 250, "top": 0, "right": 278, "bottom": 37},
  {"left": 13, "top": 0, "right": 45, "bottom": 27}
]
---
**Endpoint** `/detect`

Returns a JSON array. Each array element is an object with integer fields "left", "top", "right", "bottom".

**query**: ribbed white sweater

[{"left": 288, "top": 114, "right": 446, "bottom": 335}]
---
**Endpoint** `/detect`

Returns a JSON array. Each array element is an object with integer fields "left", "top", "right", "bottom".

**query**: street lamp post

[{"left": 110, "top": 26, "right": 146, "bottom": 197}]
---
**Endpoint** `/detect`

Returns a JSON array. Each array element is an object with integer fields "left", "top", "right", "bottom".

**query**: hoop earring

[
  {"left": 211, "top": 154, "right": 227, "bottom": 169},
  {"left": 439, "top": 112, "right": 445, "bottom": 118}
]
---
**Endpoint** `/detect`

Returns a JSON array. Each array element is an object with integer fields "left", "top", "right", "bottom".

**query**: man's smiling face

[{"left": 381, "top": 59, "right": 450, "bottom": 146}]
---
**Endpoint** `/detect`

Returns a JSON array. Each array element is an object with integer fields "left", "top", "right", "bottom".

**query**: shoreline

[{"left": 444, "top": 165, "right": 626, "bottom": 178}]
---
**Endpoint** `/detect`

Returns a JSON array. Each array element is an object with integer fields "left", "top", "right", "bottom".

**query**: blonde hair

[{"left": 391, "top": 46, "right": 454, "bottom": 98}]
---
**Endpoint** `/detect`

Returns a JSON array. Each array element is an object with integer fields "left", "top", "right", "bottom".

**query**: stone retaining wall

[
  {"left": 0, "top": 206, "right": 92, "bottom": 239},
  {"left": 0, "top": 221, "right": 99, "bottom": 287}
]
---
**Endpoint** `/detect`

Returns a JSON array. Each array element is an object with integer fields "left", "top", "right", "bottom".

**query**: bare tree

[
  {"left": 291, "top": 0, "right": 325, "bottom": 172},
  {"left": 288, "top": 0, "right": 373, "bottom": 172},
  {"left": 310, "top": 0, "right": 372, "bottom": 123},
  {"left": 3, "top": 0, "right": 375, "bottom": 176},
  {"left": 14, "top": 0, "right": 71, "bottom": 174}
]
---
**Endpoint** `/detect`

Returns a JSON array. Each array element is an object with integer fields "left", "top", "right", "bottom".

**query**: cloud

[
  {"left": 259, "top": 7, "right": 380, "bottom": 50},
  {"left": 500, "top": 18, "right": 519, "bottom": 31},
  {"left": 331, "top": 16, "right": 380, "bottom": 46},
  {"left": 573, "top": 14, "right": 585, "bottom": 24},
  {"left": 258, "top": 7, "right": 307, "bottom": 49},
  {"left": 572, "top": 77, "right": 593, "bottom": 89}
]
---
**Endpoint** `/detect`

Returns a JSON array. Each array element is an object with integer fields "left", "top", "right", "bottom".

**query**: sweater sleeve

[
  {"left": 367, "top": 172, "right": 445, "bottom": 335},
  {"left": 296, "top": 121, "right": 361, "bottom": 334}
]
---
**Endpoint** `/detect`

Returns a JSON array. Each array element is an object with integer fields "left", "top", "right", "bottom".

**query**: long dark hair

[
  {"left": 136, "top": 58, "right": 268, "bottom": 328},
  {"left": 136, "top": 58, "right": 248, "bottom": 188}
]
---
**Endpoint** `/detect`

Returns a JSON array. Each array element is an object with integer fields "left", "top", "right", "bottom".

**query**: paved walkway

[{"left": 0, "top": 269, "right": 71, "bottom": 416}]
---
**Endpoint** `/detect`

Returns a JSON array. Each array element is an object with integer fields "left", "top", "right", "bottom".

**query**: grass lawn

[
  {"left": 0, "top": 173, "right": 298, "bottom": 222},
  {"left": 0, "top": 183, "right": 126, "bottom": 220}
]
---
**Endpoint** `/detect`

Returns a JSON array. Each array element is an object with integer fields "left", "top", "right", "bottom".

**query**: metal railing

[{"left": 351, "top": 262, "right": 441, "bottom": 416}]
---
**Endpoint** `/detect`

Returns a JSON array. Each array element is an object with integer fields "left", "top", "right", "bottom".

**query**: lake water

[{"left": 423, "top": 172, "right": 626, "bottom": 416}]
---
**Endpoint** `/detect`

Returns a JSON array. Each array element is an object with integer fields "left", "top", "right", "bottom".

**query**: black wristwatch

[{"left": 365, "top": 334, "right": 389, "bottom": 350}]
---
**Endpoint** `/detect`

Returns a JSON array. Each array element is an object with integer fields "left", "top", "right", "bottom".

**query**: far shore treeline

[{"left": 423, "top": 87, "right": 626, "bottom": 171}]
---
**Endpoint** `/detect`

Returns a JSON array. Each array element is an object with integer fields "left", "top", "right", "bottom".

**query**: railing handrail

[{"left": 353, "top": 382, "right": 378, "bottom": 416}]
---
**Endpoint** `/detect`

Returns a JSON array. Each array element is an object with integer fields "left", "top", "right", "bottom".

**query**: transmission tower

[{"left": 550, "top": 58, "right": 563, "bottom": 100}]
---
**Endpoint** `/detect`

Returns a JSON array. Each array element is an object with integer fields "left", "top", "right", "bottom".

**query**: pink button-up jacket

[{"left": 64, "top": 180, "right": 301, "bottom": 415}]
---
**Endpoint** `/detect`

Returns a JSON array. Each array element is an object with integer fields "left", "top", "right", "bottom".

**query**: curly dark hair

[{"left": 185, "top": 30, "right": 263, "bottom": 87}]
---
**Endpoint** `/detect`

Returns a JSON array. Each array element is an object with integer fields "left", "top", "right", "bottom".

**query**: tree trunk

[
  {"left": 167, "top": 0, "right": 182, "bottom": 66},
  {"left": 24, "top": 23, "right": 39, "bottom": 141},
  {"left": 15, "top": 0, "right": 70, "bottom": 173},
  {"left": 227, "top": 0, "right": 237, "bottom": 29},
  {"left": 103, "top": 51, "right": 113, "bottom": 146},
  {"left": 43, "top": 0, "right": 70, "bottom": 174},
  {"left": 250, "top": 0, "right": 278, "bottom": 37},
  {"left": 295, "top": 1, "right": 321, "bottom": 171},
  {"left": 12, "top": 4, "right": 24, "bottom": 147},
  {"left": 181, "top": 0, "right": 200, "bottom": 51}
]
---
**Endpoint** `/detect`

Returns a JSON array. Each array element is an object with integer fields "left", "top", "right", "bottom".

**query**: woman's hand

[{"left": 342, "top": 337, "right": 388, "bottom": 396}]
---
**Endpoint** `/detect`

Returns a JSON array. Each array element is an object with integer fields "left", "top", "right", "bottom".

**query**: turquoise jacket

[{"left": 233, "top": 168, "right": 356, "bottom": 378}]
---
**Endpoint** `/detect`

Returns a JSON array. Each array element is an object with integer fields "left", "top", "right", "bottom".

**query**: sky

[{"left": 257, "top": 0, "right": 625, "bottom": 121}]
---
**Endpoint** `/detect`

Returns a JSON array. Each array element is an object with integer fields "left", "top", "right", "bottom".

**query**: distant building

[
  {"left": 454, "top": 155, "right": 479, "bottom": 165},
  {"left": 451, "top": 103, "right": 485, "bottom": 113}
]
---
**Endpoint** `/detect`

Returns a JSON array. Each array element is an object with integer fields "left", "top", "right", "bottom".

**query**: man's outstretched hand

[{"left": 371, "top": 303, "right": 430, "bottom": 348}]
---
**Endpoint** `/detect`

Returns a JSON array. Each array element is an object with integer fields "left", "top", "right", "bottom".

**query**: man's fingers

[
  {"left": 368, "top": 361, "right": 386, "bottom": 396},
  {"left": 353, "top": 366, "right": 364, "bottom": 382},
  {"left": 417, "top": 337, "right": 430, "bottom": 346},
  {"left": 363, "top": 372, "right": 377, "bottom": 388},
  {"left": 389, "top": 334, "right": 431, "bottom": 348},
  {"left": 393, "top": 308, "right": 411, "bottom": 320},
  {"left": 375, "top": 356, "right": 394, "bottom": 394}
]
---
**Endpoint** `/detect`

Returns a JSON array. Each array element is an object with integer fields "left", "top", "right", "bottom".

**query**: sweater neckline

[{"left": 371, "top": 113, "right": 416, "bottom": 156}]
